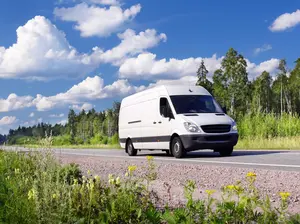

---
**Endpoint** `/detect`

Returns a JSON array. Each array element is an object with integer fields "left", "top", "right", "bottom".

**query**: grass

[
  {"left": 236, "top": 136, "right": 300, "bottom": 150},
  {"left": 1, "top": 142, "right": 300, "bottom": 223}
]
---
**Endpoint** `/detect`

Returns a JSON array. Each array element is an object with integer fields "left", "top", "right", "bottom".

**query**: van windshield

[{"left": 170, "top": 95, "right": 224, "bottom": 114}]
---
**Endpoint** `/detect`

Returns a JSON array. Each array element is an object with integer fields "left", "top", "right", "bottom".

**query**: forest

[{"left": 4, "top": 47, "right": 300, "bottom": 147}]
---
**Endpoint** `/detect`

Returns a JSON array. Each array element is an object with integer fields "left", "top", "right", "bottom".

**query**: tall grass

[{"left": 238, "top": 112, "right": 300, "bottom": 139}]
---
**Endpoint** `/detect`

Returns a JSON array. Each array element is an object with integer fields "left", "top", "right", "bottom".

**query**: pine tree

[
  {"left": 196, "top": 59, "right": 213, "bottom": 93},
  {"left": 68, "top": 109, "right": 76, "bottom": 144}
]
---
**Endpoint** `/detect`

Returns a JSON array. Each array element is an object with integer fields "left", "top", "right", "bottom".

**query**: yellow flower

[
  {"left": 128, "top": 165, "right": 137, "bottom": 173},
  {"left": 87, "top": 170, "right": 91, "bottom": 175},
  {"left": 52, "top": 194, "right": 57, "bottom": 199},
  {"left": 279, "top": 192, "right": 290, "bottom": 200},
  {"left": 146, "top": 155, "right": 154, "bottom": 161},
  {"left": 116, "top": 177, "right": 121, "bottom": 185},
  {"left": 205, "top": 190, "right": 216, "bottom": 196},
  {"left": 226, "top": 185, "right": 235, "bottom": 190},
  {"left": 28, "top": 189, "right": 37, "bottom": 200},
  {"left": 94, "top": 175, "right": 100, "bottom": 182},
  {"left": 14, "top": 168, "right": 20, "bottom": 174},
  {"left": 246, "top": 172, "right": 256, "bottom": 178}
]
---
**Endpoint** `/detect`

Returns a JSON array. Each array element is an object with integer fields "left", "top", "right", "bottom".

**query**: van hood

[{"left": 178, "top": 113, "right": 234, "bottom": 126}]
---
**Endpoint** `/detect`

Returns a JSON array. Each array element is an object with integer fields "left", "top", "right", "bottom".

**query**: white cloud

[
  {"left": 0, "top": 116, "right": 18, "bottom": 126},
  {"left": 246, "top": 58, "right": 280, "bottom": 79},
  {"left": 71, "top": 103, "right": 94, "bottom": 111},
  {"left": 119, "top": 52, "right": 280, "bottom": 81},
  {"left": 89, "top": 0, "right": 120, "bottom": 5},
  {"left": 29, "top": 112, "right": 35, "bottom": 117},
  {"left": 269, "top": 9, "right": 300, "bottom": 32},
  {"left": 119, "top": 53, "right": 223, "bottom": 79},
  {"left": 58, "top": 119, "right": 67, "bottom": 125},
  {"left": 0, "top": 16, "right": 101, "bottom": 80},
  {"left": 100, "top": 29, "right": 166, "bottom": 64},
  {"left": 33, "top": 76, "right": 145, "bottom": 111},
  {"left": 254, "top": 44, "right": 272, "bottom": 55},
  {"left": 49, "top": 113, "right": 65, "bottom": 118},
  {"left": 54, "top": 3, "right": 141, "bottom": 37},
  {"left": 0, "top": 94, "right": 34, "bottom": 112}
]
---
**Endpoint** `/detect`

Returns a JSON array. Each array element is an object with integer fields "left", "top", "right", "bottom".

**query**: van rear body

[{"left": 118, "top": 85, "right": 238, "bottom": 158}]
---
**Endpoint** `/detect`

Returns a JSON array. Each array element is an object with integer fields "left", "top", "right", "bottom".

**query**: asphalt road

[{"left": 3, "top": 146, "right": 300, "bottom": 172}]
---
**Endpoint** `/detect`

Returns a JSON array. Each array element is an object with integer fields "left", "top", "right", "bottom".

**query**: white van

[{"left": 118, "top": 85, "right": 238, "bottom": 158}]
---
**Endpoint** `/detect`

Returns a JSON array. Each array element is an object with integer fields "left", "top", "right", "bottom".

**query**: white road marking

[{"left": 58, "top": 152, "right": 300, "bottom": 169}]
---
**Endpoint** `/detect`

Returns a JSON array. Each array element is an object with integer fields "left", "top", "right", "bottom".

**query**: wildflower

[
  {"left": 226, "top": 185, "right": 235, "bottom": 190},
  {"left": 247, "top": 172, "right": 257, "bottom": 178},
  {"left": 28, "top": 189, "right": 37, "bottom": 200},
  {"left": 14, "top": 168, "right": 20, "bottom": 174},
  {"left": 116, "top": 177, "right": 121, "bottom": 185},
  {"left": 87, "top": 170, "right": 91, "bottom": 175},
  {"left": 146, "top": 155, "right": 154, "bottom": 161},
  {"left": 94, "top": 175, "right": 100, "bottom": 182},
  {"left": 52, "top": 194, "right": 57, "bottom": 199},
  {"left": 128, "top": 165, "right": 137, "bottom": 174},
  {"left": 205, "top": 190, "right": 216, "bottom": 196},
  {"left": 108, "top": 174, "right": 115, "bottom": 185},
  {"left": 279, "top": 192, "right": 290, "bottom": 201}
]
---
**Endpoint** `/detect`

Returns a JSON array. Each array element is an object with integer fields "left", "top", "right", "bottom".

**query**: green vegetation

[
  {"left": 3, "top": 48, "right": 300, "bottom": 149},
  {"left": 0, "top": 144, "right": 299, "bottom": 223}
]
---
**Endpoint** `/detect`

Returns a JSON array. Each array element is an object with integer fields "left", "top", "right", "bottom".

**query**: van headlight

[
  {"left": 184, "top": 122, "right": 200, "bottom": 133},
  {"left": 232, "top": 122, "right": 238, "bottom": 131}
]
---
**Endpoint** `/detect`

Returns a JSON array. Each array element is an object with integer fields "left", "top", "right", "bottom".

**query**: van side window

[{"left": 160, "top": 97, "right": 172, "bottom": 118}]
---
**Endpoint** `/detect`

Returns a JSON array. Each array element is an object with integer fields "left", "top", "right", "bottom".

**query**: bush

[
  {"left": 111, "top": 133, "right": 119, "bottom": 145},
  {"left": 58, "top": 163, "right": 83, "bottom": 184},
  {"left": 90, "top": 134, "right": 103, "bottom": 145},
  {"left": 101, "top": 136, "right": 108, "bottom": 145},
  {"left": 52, "top": 135, "right": 71, "bottom": 146}
]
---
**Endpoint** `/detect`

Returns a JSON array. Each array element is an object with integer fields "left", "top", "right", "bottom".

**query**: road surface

[{"left": 3, "top": 146, "right": 300, "bottom": 172}]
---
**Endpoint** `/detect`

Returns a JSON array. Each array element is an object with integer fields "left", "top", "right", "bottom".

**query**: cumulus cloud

[
  {"left": 0, "top": 16, "right": 101, "bottom": 80},
  {"left": 269, "top": 9, "right": 300, "bottom": 32},
  {"left": 29, "top": 112, "right": 35, "bottom": 117},
  {"left": 119, "top": 52, "right": 280, "bottom": 80},
  {"left": 49, "top": 113, "right": 65, "bottom": 118},
  {"left": 0, "top": 16, "right": 166, "bottom": 80},
  {"left": 254, "top": 44, "right": 272, "bottom": 55},
  {"left": 54, "top": 3, "right": 141, "bottom": 37},
  {"left": 100, "top": 29, "right": 167, "bottom": 64},
  {"left": 0, "top": 94, "right": 34, "bottom": 112},
  {"left": 0, "top": 116, "right": 18, "bottom": 126},
  {"left": 119, "top": 53, "right": 223, "bottom": 79},
  {"left": 71, "top": 103, "right": 94, "bottom": 111},
  {"left": 33, "top": 76, "right": 145, "bottom": 111},
  {"left": 89, "top": 0, "right": 120, "bottom": 5}
]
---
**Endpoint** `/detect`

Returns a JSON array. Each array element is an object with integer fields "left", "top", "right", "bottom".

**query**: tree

[
  {"left": 289, "top": 58, "right": 300, "bottom": 114},
  {"left": 68, "top": 109, "right": 77, "bottom": 144},
  {"left": 251, "top": 71, "right": 273, "bottom": 113},
  {"left": 196, "top": 59, "right": 213, "bottom": 93},
  {"left": 212, "top": 48, "right": 250, "bottom": 118}
]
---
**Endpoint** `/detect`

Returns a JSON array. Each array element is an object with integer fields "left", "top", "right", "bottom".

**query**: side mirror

[{"left": 222, "top": 106, "right": 227, "bottom": 114}]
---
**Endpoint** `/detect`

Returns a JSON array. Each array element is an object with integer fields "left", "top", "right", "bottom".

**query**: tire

[
  {"left": 218, "top": 146, "right": 233, "bottom": 157},
  {"left": 126, "top": 139, "right": 137, "bottom": 156},
  {"left": 171, "top": 137, "right": 186, "bottom": 158}
]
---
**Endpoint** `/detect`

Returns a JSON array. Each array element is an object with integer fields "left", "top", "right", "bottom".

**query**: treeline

[
  {"left": 6, "top": 102, "right": 120, "bottom": 145},
  {"left": 197, "top": 48, "right": 300, "bottom": 118},
  {"left": 0, "top": 134, "right": 6, "bottom": 144}
]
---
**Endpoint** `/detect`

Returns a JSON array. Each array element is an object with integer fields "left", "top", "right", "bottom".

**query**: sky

[{"left": 0, "top": 0, "right": 300, "bottom": 134}]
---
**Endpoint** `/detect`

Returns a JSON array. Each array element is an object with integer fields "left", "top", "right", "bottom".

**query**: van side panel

[
  {"left": 118, "top": 102, "right": 143, "bottom": 149},
  {"left": 140, "top": 98, "right": 159, "bottom": 149}
]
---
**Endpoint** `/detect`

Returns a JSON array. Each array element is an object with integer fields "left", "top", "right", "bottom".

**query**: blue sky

[{"left": 0, "top": 0, "right": 300, "bottom": 134}]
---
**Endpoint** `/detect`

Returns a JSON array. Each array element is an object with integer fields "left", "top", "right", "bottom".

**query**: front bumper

[{"left": 180, "top": 133, "right": 238, "bottom": 151}]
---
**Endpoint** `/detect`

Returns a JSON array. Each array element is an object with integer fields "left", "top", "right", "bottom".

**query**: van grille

[{"left": 201, "top": 124, "right": 231, "bottom": 133}]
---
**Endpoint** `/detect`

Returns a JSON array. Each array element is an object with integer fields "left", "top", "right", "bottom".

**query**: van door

[
  {"left": 140, "top": 98, "right": 159, "bottom": 150},
  {"left": 157, "top": 97, "right": 174, "bottom": 150}
]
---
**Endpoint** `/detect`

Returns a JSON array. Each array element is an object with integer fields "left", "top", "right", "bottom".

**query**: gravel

[{"left": 57, "top": 154, "right": 300, "bottom": 214}]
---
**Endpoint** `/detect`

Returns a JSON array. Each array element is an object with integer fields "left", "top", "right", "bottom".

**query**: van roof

[{"left": 121, "top": 84, "right": 211, "bottom": 106}]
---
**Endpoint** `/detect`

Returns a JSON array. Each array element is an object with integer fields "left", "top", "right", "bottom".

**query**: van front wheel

[
  {"left": 126, "top": 139, "right": 137, "bottom": 156},
  {"left": 218, "top": 146, "right": 233, "bottom": 157},
  {"left": 171, "top": 137, "right": 186, "bottom": 158}
]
